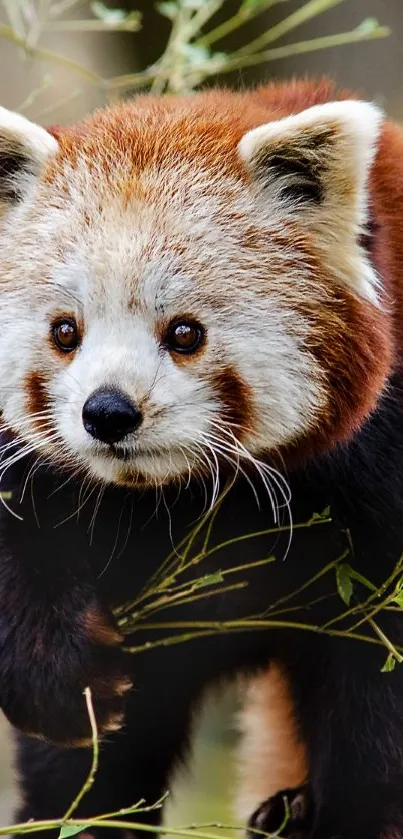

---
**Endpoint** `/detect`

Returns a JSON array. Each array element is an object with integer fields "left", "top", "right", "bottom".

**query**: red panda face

[{"left": 0, "top": 93, "right": 392, "bottom": 489}]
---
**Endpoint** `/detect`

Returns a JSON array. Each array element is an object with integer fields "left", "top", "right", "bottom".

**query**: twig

[
  {"left": 198, "top": 0, "right": 291, "bottom": 48},
  {"left": 43, "top": 19, "right": 141, "bottom": 33},
  {"left": 1, "top": 816, "right": 272, "bottom": 839},
  {"left": 368, "top": 619, "right": 403, "bottom": 664},
  {"left": 122, "top": 618, "right": 398, "bottom": 655},
  {"left": 186, "top": 25, "right": 390, "bottom": 83},
  {"left": 31, "top": 88, "right": 82, "bottom": 120},
  {"left": 151, "top": 1, "right": 193, "bottom": 95},
  {"left": 17, "top": 75, "right": 52, "bottom": 113},
  {"left": 195, "top": 515, "right": 331, "bottom": 562},
  {"left": 49, "top": 0, "right": 85, "bottom": 17},
  {"left": 62, "top": 687, "right": 99, "bottom": 821},
  {"left": 183, "top": 0, "right": 224, "bottom": 44},
  {"left": 0, "top": 21, "right": 103, "bottom": 85},
  {"left": 106, "top": 25, "right": 389, "bottom": 92},
  {"left": 117, "top": 512, "right": 330, "bottom": 627},
  {"left": 232, "top": 0, "right": 346, "bottom": 58}
]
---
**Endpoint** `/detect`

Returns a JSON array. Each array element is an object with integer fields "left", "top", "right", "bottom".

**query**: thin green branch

[
  {"left": 151, "top": 1, "right": 193, "bottom": 94},
  {"left": 186, "top": 25, "right": 390, "bottom": 83},
  {"left": 31, "top": 88, "right": 82, "bottom": 120},
  {"left": 322, "top": 555, "right": 403, "bottom": 630},
  {"left": 122, "top": 618, "right": 397, "bottom": 655},
  {"left": 17, "top": 74, "right": 52, "bottom": 112},
  {"left": 0, "top": 818, "right": 235, "bottom": 839},
  {"left": 198, "top": 0, "right": 291, "bottom": 48},
  {"left": 117, "top": 512, "right": 330, "bottom": 629},
  {"left": 232, "top": 0, "right": 346, "bottom": 58},
  {"left": 62, "top": 687, "right": 99, "bottom": 820},
  {"left": 89, "top": 793, "right": 169, "bottom": 823},
  {"left": 0, "top": 20, "right": 103, "bottom": 85},
  {"left": 126, "top": 580, "right": 248, "bottom": 623},
  {"left": 199, "top": 515, "right": 330, "bottom": 563},
  {"left": 48, "top": 0, "right": 85, "bottom": 17},
  {"left": 257, "top": 550, "right": 348, "bottom": 618},
  {"left": 183, "top": 0, "right": 224, "bottom": 44},
  {"left": 2, "top": 0, "right": 26, "bottom": 39},
  {"left": 104, "top": 69, "right": 161, "bottom": 93},
  {"left": 43, "top": 18, "right": 141, "bottom": 33},
  {"left": 368, "top": 618, "right": 403, "bottom": 664},
  {"left": 1, "top": 815, "right": 275, "bottom": 839},
  {"left": 117, "top": 491, "right": 231, "bottom": 617},
  {"left": 106, "top": 24, "right": 389, "bottom": 93}
]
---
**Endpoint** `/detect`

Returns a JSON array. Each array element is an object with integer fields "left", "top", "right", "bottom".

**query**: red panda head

[{"left": 0, "top": 91, "right": 391, "bottom": 489}]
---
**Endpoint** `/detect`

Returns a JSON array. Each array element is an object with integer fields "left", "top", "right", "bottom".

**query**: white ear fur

[
  {"left": 238, "top": 101, "right": 384, "bottom": 304},
  {"left": 239, "top": 100, "right": 382, "bottom": 175},
  {"left": 0, "top": 105, "right": 58, "bottom": 205}
]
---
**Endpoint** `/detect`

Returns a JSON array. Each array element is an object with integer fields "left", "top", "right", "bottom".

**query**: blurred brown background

[
  {"left": 0, "top": 1, "right": 401, "bottom": 123},
  {"left": 0, "top": 0, "right": 400, "bottom": 830}
]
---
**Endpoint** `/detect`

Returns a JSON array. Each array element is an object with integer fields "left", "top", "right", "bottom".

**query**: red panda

[{"left": 0, "top": 79, "right": 402, "bottom": 839}]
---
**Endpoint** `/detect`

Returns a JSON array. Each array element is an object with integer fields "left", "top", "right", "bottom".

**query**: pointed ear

[
  {"left": 0, "top": 106, "right": 58, "bottom": 207},
  {"left": 238, "top": 101, "right": 383, "bottom": 302}
]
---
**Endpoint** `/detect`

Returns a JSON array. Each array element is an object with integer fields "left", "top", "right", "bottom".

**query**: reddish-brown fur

[
  {"left": 46, "top": 79, "right": 403, "bottom": 464},
  {"left": 2, "top": 77, "right": 401, "bottom": 835},
  {"left": 209, "top": 367, "right": 254, "bottom": 440},
  {"left": 25, "top": 371, "right": 49, "bottom": 432}
]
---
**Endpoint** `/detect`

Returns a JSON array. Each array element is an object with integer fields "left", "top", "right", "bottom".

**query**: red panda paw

[
  {"left": 247, "top": 784, "right": 312, "bottom": 839},
  {"left": 0, "top": 598, "right": 133, "bottom": 747}
]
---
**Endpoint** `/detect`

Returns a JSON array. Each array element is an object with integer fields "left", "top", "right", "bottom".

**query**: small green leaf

[
  {"left": 356, "top": 17, "right": 380, "bottom": 34},
  {"left": 336, "top": 563, "right": 353, "bottom": 605},
  {"left": 308, "top": 507, "right": 331, "bottom": 525},
  {"left": 156, "top": 1, "right": 178, "bottom": 20},
  {"left": 381, "top": 653, "right": 396, "bottom": 673},
  {"left": 195, "top": 570, "right": 225, "bottom": 588},
  {"left": 180, "top": 43, "right": 211, "bottom": 64},
  {"left": 59, "top": 826, "right": 87, "bottom": 839},
  {"left": 348, "top": 569, "right": 377, "bottom": 593},
  {"left": 91, "top": 3, "right": 140, "bottom": 27},
  {"left": 392, "top": 591, "right": 403, "bottom": 608},
  {"left": 91, "top": 2, "right": 125, "bottom": 21}
]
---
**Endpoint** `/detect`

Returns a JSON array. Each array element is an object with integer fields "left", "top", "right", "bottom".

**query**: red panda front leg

[
  {"left": 247, "top": 784, "right": 312, "bottom": 839},
  {"left": 0, "top": 567, "right": 132, "bottom": 746},
  {"left": 237, "top": 665, "right": 311, "bottom": 839},
  {"left": 0, "top": 481, "right": 132, "bottom": 746},
  {"left": 241, "top": 638, "right": 403, "bottom": 839},
  {"left": 284, "top": 633, "right": 403, "bottom": 839}
]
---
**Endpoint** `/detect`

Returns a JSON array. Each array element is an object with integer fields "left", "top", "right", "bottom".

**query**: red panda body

[{"left": 0, "top": 80, "right": 403, "bottom": 839}]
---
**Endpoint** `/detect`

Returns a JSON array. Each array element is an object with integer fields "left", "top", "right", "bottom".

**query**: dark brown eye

[
  {"left": 52, "top": 318, "right": 79, "bottom": 353},
  {"left": 165, "top": 320, "right": 204, "bottom": 354}
]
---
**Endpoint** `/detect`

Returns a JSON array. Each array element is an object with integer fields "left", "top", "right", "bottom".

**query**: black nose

[{"left": 82, "top": 388, "right": 142, "bottom": 444}]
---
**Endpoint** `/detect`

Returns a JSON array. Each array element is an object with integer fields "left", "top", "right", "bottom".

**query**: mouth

[
  {"left": 105, "top": 445, "right": 136, "bottom": 462},
  {"left": 101, "top": 443, "right": 175, "bottom": 463},
  {"left": 88, "top": 442, "right": 194, "bottom": 476}
]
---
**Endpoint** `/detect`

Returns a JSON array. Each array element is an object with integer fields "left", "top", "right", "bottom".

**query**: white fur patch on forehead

[{"left": 238, "top": 100, "right": 383, "bottom": 305}]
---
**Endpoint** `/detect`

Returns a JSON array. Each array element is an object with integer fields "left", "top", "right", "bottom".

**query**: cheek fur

[
  {"left": 209, "top": 366, "right": 254, "bottom": 440},
  {"left": 25, "top": 371, "right": 51, "bottom": 432},
  {"left": 280, "top": 289, "right": 392, "bottom": 464}
]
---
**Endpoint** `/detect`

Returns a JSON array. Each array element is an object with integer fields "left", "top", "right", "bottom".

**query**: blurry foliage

[{"left": 0, "top": 0, "right": 389, "bottom": 116}]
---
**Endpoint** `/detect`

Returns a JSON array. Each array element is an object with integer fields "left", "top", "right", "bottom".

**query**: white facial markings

[
  {"left": 0, "top": 98, "right": 382, "bottom": 487},
  {"left": 0, "top": 146, "right": 327, "bottom": 485}
]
